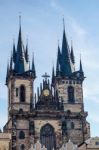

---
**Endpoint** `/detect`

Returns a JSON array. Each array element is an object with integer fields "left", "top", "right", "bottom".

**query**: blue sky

[{"left": 0, "top": 0, "right": 99, "bottom": 137}]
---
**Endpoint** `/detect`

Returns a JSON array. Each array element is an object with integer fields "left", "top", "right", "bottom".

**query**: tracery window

[
  {"left": 68, "top": 86, "right": 74, "bottom": 103},
  {"left": 20, "top": 85, "right": 25, "bottom": 102},
  {"left": 40, "top": 124, "right": 56, "bottom": 150}
]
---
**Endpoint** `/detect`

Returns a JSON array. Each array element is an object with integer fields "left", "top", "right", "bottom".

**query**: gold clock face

[{"left": 43, "top": 89, "right": 50, "bottom": 96}]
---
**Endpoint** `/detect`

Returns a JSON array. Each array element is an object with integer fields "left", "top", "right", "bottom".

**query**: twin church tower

[{"left": 4, "top": 19, "right": 90, "bottom": 150}]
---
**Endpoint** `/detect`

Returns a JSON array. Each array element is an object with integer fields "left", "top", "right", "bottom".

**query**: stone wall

[{"left": 0, "top": 133, "right": 11, "bottom": 150}]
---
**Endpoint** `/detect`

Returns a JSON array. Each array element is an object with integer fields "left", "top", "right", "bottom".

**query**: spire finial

[
  {"left": 13, "top": 36, "right": 15, "bottom": 44},
  {"left": 26, "top": 36, "right": 28, "bottom": 45},
  {"left": 71, "top": 38, "right": 73, "bottom": 47},
  {"left": 19, "top": 12, "right": 22, "bottom": 28},
  {"left": 63, "top": 16, "right": 65, "bottom": 31}
]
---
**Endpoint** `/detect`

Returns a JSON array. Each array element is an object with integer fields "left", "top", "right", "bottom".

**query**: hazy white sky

[{"left": 0, "top": 0, "right": 99, "bottom": 136}]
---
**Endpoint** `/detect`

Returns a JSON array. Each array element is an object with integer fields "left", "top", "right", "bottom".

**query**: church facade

[{"left": 3, "top": 20, "right": 90, "bottom": 150}]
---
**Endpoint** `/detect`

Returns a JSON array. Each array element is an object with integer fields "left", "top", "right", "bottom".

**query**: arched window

[
  {"left": 19, "top": 130, "right": 25, "bottom": 139},
  {"left": 20, "top": 144, "right": 25, "bottom": 150},
  {"left": 20, "top": 85, "right": 25, "bottom": 102},
  {"left": 68, "top": 86, "right": 74, "bottom": 103}
]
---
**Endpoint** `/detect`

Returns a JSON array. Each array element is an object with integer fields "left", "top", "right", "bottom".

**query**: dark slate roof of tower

[
  {"left": 61, "top": 22, "right": 72, "bottom": 76},
  {"left": 14, "top": 24, "right": 26, "bottom": 73},
  {"left": 6, "top": 19, "right": 36, "bottom": 82},
  {"left": 54, "top": 20, "right": 84, "bottom": 79}
]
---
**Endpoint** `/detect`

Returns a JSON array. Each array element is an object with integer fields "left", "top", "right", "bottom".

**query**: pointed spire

[
  {"left": 25, "top": 39, "right": 29, "bottom": 62},
  {"left": 70, "top": 40, "right": 75, "bottom": 64},
  {"left": 62, "top": 17, "right": 69, "bottom": 56},
  {"left": 14, "top": 16, "right": 30, "bottom": 74},
  {"left": 6, "top": 61, "right": 10, "bottom": 84},
  {"left": 10, "top": 52, "right": 13, "bottom": 71},
  {"left": 61, "top": 18, "right": 72, "bottom": 76},
  {"left": 17, "top": 15, "right": 24, "bottom": 60},
  {"left": 13, "top": 39, "right": 16, "bottom": 63},
  {"left": 52, "top": 65, "right": 55, "bottom": 85},
  {"left": 79, "top": 56, "right": 83, "bottom": 73},
  {"left": 56, "top": 44, "right": 61, "bottom": 76},
  {"left": 58, "top": 43, "right": 61, "bottom": 64},
  {"left": 32, "top": 53, "right": 36, "bottom": 78}
]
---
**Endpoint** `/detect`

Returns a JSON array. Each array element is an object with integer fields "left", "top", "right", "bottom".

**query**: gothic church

[{"left": 3, "top": 19, "right": 90, "bottom": 150}]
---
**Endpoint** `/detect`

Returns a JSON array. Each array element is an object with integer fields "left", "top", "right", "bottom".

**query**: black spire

[
  {"left": 56, "top": 44, "right": 61, "bottom": 76},
  {"left": 25, "top": 40, "right": 29, "bottom": 62},
  {"left": 52, "top": 65, "right": 55, "bottom": 85},
  {"left": 17, "top": 17, "right": 24, "bottom": 61},
  {"left": 79, "top": 57, "right": 83, "bottom": 73},
  {"left": 10, "top": 52, "right": 13, "bottom": 71},
  {"left": 61, "top": 18, "right": 72, "bottom": 76},
  {"left": 6, "top": 61, "right": 10, "bottom": 84},
  {"left": 12, "top": 40, "right": 16, "bottom": 63},
  {"left": 70, "top": 40, "right": 75, "bottom": 64},
  {"left": 32, "top": 53, "right": 36, "bottom": 78},
  {"left": 57, "top": 43, "right": 61, "bottom": 64},
  {"left": 13, "top": 16, "right": 30, "bottom": 74}
]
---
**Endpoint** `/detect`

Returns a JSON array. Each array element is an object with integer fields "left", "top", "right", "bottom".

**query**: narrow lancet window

[
  {"left": 20, "top": 85, "right": 25, "bottom": 102},
  {"left": 16, "top": 88, "right": 18, "bottom": 97},
  {"left": 68, "top": 86, "right": 74, "bottom": 103}
]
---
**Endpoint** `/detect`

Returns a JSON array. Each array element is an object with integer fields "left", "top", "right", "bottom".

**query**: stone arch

[{"left": 40, "top": 123, "right": 56, "bottom": 150}]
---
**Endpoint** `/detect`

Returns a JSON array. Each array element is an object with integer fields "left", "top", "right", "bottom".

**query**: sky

[{"left": 0, "top": 0, "right": 99, "bottom": 137}]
